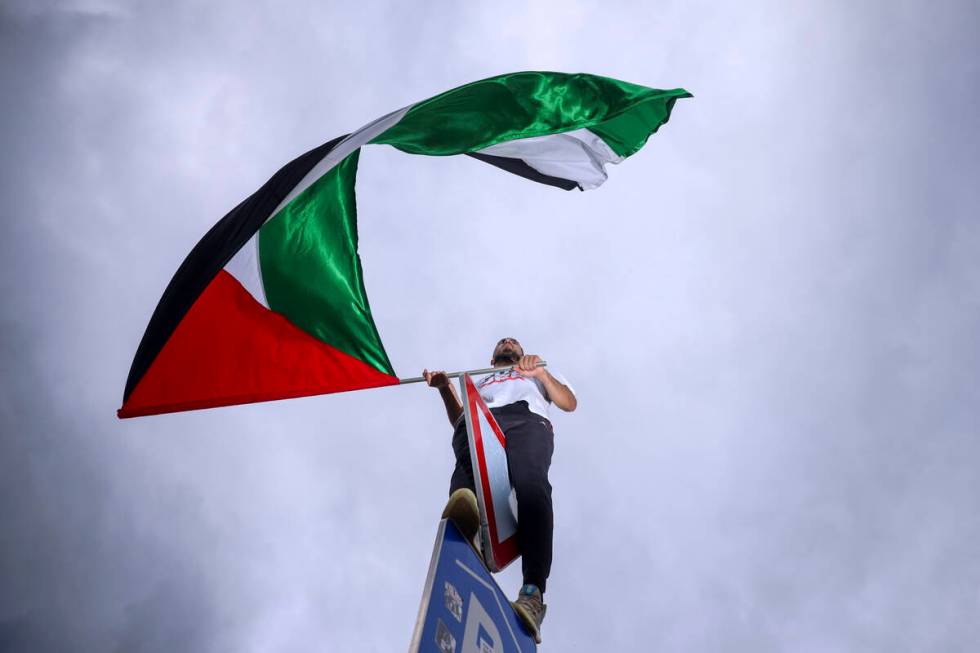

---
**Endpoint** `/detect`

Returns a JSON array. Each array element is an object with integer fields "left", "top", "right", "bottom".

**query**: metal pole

[{"left": 398, "top": 361, "right": 547, "bottom": 385}]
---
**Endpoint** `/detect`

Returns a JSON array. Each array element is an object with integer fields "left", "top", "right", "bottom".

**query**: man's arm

[
  {"left": 423, "top": 369, "right": 463, "bottom": 425},
  {"left": 516, "top": 355, "right": 578, "bottom": 412}
]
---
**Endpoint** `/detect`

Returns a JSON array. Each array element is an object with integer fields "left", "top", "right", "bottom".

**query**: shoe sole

[
  {"left": 511, "top": 602, "right": 544, "bottom": 644},
  {"left": 441, "top": 490, "right": 480, "bottom": 543}
]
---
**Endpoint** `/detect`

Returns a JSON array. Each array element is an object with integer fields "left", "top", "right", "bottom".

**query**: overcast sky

[{"left": 2, "top": 1, "right": 979, "bottom": 651}]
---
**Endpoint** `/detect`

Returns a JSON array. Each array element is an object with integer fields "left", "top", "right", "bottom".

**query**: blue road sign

[{"left": 409, "top": 520, "right": 537, "bottom": 653}]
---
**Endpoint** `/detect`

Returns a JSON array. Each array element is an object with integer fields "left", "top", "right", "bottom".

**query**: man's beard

[{"left": 493, "top": 350, "right": 521, "bottom": 366}]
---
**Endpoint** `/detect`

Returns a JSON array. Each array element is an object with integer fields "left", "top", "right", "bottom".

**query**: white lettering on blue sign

[{"left": 462, "top": 593, "right": 503, "bottom": 653}]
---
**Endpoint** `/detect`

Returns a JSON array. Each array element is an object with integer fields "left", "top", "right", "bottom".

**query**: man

[{"left": 423, "top": 337, "right": 576, "bottom": 643}]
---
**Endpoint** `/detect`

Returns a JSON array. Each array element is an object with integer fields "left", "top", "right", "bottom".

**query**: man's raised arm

[
  {"left": 516, "top": 355, "right": 578, "bottom": 412},
  {"left": 423, "top": 369, "right": 463, "bottom": 426}
]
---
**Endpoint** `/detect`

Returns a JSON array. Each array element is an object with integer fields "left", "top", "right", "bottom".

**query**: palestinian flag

[{"left": 119, "top": 71, "right": 690, "bottom": 418}]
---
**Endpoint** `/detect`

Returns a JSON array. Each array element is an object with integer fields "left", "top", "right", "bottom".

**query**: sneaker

[
  {"left": 441, "top": 488, "right": 480, "bottom": 544},
  {"left": 512, "top": 584, "right": 547, "bottom": 643}
]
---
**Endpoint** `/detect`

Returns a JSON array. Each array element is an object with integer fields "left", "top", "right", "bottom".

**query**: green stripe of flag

[
  {"left": 369, "top": 71, "right": 690, "bottom": 157},
  {"left": 258, "top": 150, "right": 395, "bottom": 376}
]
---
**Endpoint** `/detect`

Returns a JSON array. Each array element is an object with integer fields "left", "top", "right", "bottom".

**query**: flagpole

[{"left": 398, "top": 361, "right": 547, "bottom": 385}]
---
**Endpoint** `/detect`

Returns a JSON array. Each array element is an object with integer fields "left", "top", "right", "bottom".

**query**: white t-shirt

[{"left": 475, "top": 368, "right": 575, "bottom": 419}]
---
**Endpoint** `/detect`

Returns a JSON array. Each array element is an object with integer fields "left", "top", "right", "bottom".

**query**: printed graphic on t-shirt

[
  {"left": 477, "top": 370, "right": 547, "bottom": 403},
  {"left": 475, "top": 368, "right": 573, "bottom": 419}
]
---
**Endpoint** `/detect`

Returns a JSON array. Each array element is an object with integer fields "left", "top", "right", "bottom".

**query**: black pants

[{"left": 450, "top": 401, "right": 555, "bottom": 593}]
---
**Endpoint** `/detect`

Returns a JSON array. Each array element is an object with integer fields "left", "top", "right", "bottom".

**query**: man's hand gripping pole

[{"left": 398, "top": 361, "right": 547, "bottom": 385}]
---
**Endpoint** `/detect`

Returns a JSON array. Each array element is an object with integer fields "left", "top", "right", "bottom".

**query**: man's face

[{"left": 491, "top": 337, "right": 524, "bottom": 365}]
